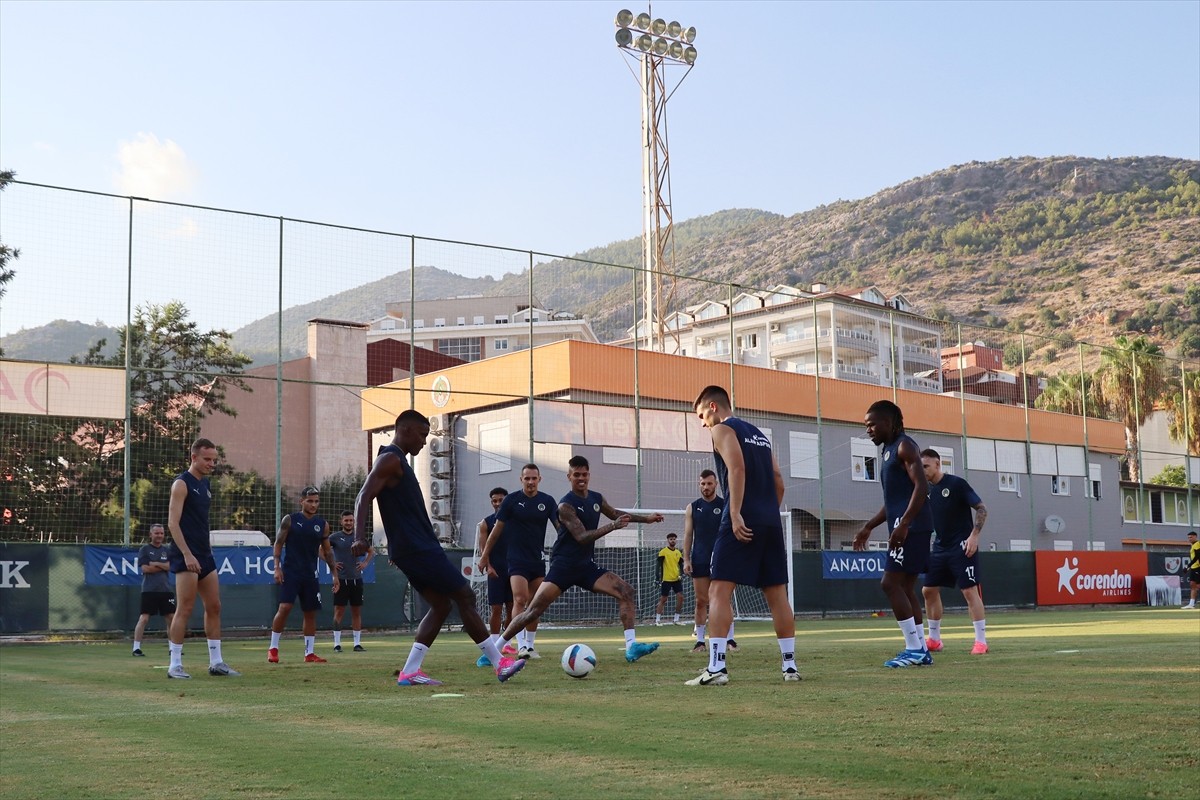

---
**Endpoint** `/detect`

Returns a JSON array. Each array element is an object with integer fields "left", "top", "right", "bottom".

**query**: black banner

[{"left": 0, "top": 543, "right": 50, "bottom": 633}]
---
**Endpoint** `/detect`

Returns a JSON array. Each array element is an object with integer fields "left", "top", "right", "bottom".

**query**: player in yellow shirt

[
  {"left": 655, "top": 533, "right": 686, "bottom": 626},
  {"left": 1184, "top": 531, "right": 1199, "bottom": 609}
]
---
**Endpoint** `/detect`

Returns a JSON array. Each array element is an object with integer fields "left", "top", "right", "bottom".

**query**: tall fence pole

[{"left": 122, "top": 198, "right": 134, "bottom": 546}]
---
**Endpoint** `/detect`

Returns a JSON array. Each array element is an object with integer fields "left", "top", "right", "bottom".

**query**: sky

[{"left": 1, "top": 0, "right": 1198, "bottom": 335}]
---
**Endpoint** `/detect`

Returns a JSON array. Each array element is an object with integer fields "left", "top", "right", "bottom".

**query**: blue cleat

[
  {"left": 884, "top": 648, "right": 932, "bottom": 668},
  {"left": 625, "top": 641, "right": 660, "bottom": 663},
  {"left": 476, "top": 653, "right": 493, "bottom": 668}
]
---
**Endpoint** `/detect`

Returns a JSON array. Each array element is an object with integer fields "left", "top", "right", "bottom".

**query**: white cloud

[
  {"left": 113, "top": 132, "right": 197, "bottom": 199},
  {"left": 33, "top": 141, "right": 55, "bottom": 153}
]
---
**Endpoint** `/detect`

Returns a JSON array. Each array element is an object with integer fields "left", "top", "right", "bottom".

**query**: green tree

[
  {"left": 1148, "top": 464, "right": 1189, "bottom": 487},
  {"left": 1094, "top": 335, "right": 1168, "bottom": 482},
  {"left": 1035, "top": 370, "right": 1100, "bottom": 417},
  {"left": 1163, "top": 369, "right": 1200, "bottom": 457}
]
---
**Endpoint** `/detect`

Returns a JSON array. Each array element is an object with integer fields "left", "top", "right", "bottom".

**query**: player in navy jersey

[
  {"left": 852, "top": 400, "right": 935, "bottom": 668},
  {"left": 495, "top": 455, "right": 665, "bottom": 663},
  {"left": 919, "top": 449, "right": 990, "bottom": 655},
  {"left": 352, "top": 410, "right": 524, "bottom": 686},
  {"left": 477, "top": 464, "right": 559, "bottom": 659},
  {"left": 267, "top": 487, "right": 339, "bottom": 664},
  {"left": 682, "top": 470, "right": 739, "bottom": 654},
  {"left": 687, "top": 386, "right": 799, "bottom": 686},
  {"left": 165, "top": 438, "right": 240, "bottom": 679},
  {"left": 473, "top": 487, "right": 513, "bottom": 667},
  {"left": 329, "top": 509, "right": 374, "bottom": 652}
]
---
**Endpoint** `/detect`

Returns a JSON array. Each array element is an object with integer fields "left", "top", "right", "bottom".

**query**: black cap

[{"left": 301, "top": 486, "right": 320, "bottom": 497}]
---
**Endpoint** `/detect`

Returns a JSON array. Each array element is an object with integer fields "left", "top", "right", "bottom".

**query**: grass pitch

[{"left": 1, "top": 608, "right": 1196, "bottom": 799}]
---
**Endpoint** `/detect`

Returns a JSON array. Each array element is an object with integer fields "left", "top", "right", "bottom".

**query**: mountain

[
  {"left": 0, "top": 319, "right": 119, "bottom": 362},
  {"left": 5, "top": 156, "right": 1198, "bottom": 366}
]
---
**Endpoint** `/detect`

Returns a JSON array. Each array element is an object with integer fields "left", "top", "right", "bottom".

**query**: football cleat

[
  {"left": 970, "top": 642, "right": 989, "bottom": 655},
  {"left": 166, "top": 665, "right": 191, "bottom": 680},
  {"left": 727, "top": 639, "right": 740, "bottom": 653},
  {"left": 267, "top": 647, "right": 279, "bottom": 663},
  {"left": 517, "top": 647, "right": 533, "bottom": 660},
  {"left": 884, "top": 648, "right": 932, "bottom": 668},
  {"left": 333, "top": 645, "right": 343, "bottom": 653},
  {"left": 208, "top": 662, "right": 241, "bottom": 677},
  {"left": 396, "top": 670, "right": 443, "bottom": 686},
  {"left": 353, "top": 644, "right": 366, "bottom": 652},
  {"left": 304, "top": 653, "right": 327, "bottom": 663},
  {"left": 926, "top": 638, "right": 944, "bottom": 652},
  {"left": 625, "top": 641, "right": 660, "bottom": 662},
  {"left": 131, "top": 649, "right": 144, "bottom": 657},
  {"left": 475, "top": 653, "right": 493, "bottom": 668},
  {"left": 690, "top": 642, "right": 707, "bottom": 654},
  {"left": 685, "top": 668, "right": 729, "bottom": 686},
  {"left": 783, "top": 667, "right": 801, "bottom": 682},
  {"left": 495, "top": 656, "right": 526, "bottom": 683},
  {"left": 501, "top": 643, "right": 518, "bottom": 656}
]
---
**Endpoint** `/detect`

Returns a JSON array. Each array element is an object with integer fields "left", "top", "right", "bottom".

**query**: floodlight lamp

[
  {"left": 636, "top": 33, "right": 653, "bottom": 52},
  {"left": 683, "top": 45, "right": 697, "bottom": 65},
  {"left": 683, "top": 26, "right": 697, "bottom": 43},
  {"left": 666, "top": 20, "right": 682, "bottom": 38},
  {"left": 615, "top": 28, "right": 633, "bottom": 47},
  {"left": 652, "top": 37, "right": 668, "bottom": 55},
  {"left": 668, "top": 41, "right": 684, "bottom": 60},
  {"left": 651, "top": 18, "right": 667, "bottom": 35},
  {"left": 634, "top": 12, "right": 651, "bottom": 30},
  {"left": 615, "top": 9, "right": 634, "bottom": 27}
]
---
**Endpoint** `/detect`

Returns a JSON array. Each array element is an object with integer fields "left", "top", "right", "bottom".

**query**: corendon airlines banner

[{"left": 1035, "top": 551, "right": 1148, "bottom": 605}]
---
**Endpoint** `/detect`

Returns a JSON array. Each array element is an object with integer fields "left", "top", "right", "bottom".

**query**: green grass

[{"left": 1, "top": 609, "right": 1196, "bottom": 799}]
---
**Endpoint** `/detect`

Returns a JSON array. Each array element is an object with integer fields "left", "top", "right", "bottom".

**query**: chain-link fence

[{"left": 2, "top": 181, "right": 1197, "bottom": 630}]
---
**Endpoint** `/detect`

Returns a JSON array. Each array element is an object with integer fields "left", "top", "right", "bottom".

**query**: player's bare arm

[
  {"left": 964, "top": 503, "right": 988, "bottom": 557},
  {"left": 682, "top": 504, "right": 695, "bottom": 575},
  {"left": 273, "top": 514, "right": 292, "bottom": 584},
  {"left": 852, "top": 507, "right": 887, "bottom": 551},
  {"left": 603, "top": 498, "right": 663, "bottom": 525},
  {"left": 478, "top": 519, "right": 506, "bottom": 575},
  {"left": 353, "top": 452, "right": 401, "bottom": 556},
  {"left": 559, "top": 501, "right": 629, "bottom": 545},
  {"left": 321, "top": 528, "right": 340, "bottom": 593},
  {"left": 167, "top": 479, "right": 199, "bottom": 572},
  {"left": 711, "top": 423, "right": 752, "bottom": 542},
  {"left": 772, "top": 455, "right": 785, "bottom": 506}
]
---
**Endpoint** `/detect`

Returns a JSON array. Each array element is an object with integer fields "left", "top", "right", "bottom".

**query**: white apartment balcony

[
  {"left": 900, "top": 343, "right": 941, "bottom": 365},
  {"left": 903, "top": 375, "right": 943, "bottom": 392},
  {"left": 769, "top": 327, "right": 830, "bottom": 357},
  {"left": 833, "top": 327, "right": 879, "bottom": 354}
]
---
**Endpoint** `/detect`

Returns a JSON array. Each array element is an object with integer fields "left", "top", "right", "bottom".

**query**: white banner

[{"left": 0, "top": 360, "right": 126, "bottom": 419}]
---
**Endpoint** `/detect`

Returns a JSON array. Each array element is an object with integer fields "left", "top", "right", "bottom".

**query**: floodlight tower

[{"left": 614, "top": 9, "right": 697, "bottom": 352}]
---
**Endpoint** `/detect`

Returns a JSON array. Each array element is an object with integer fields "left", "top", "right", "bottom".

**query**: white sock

[
  {"left": 695, "top": 623, "right": 706, "bottom": 643},
  {"left": 169, "top": 642, "right": 183, "bottom": 669},
  {"left": 353, "top": 630, "right": 362, "bottom": 646},
  {"left": 333, "top": 630, "right": 342, "bottom": 647},
  {"left": 655, "top": 614, "right": 661, "bottom": 623},
  {"left": 479, "top": 638, "right": 503, "bottom": 665},
  {"left": 778, "top": 637, "right": 796, "bottom": 671},
  {"left": 132, "top": 640, "right": 142, "bottom": 652},
  {"left": 928, "top": 619, "right": 941, "bottom": 640},
  {"left": 973, "top": 619, "right": 987, "bottom": 645},
  {"left": 402, "top": 643, "right": 429, "bottom": 674},
  {"left": 270, "top": 631, "right": 281, "bottom": 649},
  {"left": 898, "top": 617, "right": 922, "bottom": 651},
  {"left": 527, "top": 631, "right": 537, "bottom": 649},
  {"left": 624, "top": 629, "right": 636, "bottom": 648},
  {"left": 207, "top": 639, "right": 223, "bottom": 667},
  {"left": 517, "top": 630, "right": 528, "bottom": 649},
  {"left": 728, "top": 621, "right": 736, "bottom": 640},
  {"left": 708, "top": 638, "right": 728, "bottom": 673},
  {"left": 673, "top": 613, "right": 680, "bottom": 623},
  {"left": 304, "top": 635, "right": 315, "bottom": 655}
]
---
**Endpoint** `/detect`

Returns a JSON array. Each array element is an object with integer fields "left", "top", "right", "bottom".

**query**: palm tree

[
  {"left": 1163, "top": 368, "right": 1200, "bottom": 458},
  {"left": 1035, "top": 370, "right": 1101, "bottom": 417},
  {"left": 1093, "top": 335, "right": 1168, "bottom": 481}
]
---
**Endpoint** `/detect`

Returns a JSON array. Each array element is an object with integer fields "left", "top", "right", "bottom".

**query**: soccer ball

[{"left": 561, "top": 643, "right": 597, "bottom": 678}]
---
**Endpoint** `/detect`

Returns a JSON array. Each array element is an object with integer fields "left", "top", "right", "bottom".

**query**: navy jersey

[
  {"left": 138, "top": 544, "right": 171, "bottom": 592},
  {"left": 688, "top": 495, "right": 725, "bottom": 562},
  {"left": 283, "top": 511, "right": 327, "bottom": 575},
  {"left": 713, "top": 417, "right": 779, "bottom": 528},
  {"left": 374, "top": 444, "right": 440, "bottom": 555},
  {"left": 551, "top": 490, "right": 605, "bottom": 564},
  {"left": 328, "top": 531, "right": 363, "bottom": 579},
  {"left": 175, "top": 471, "right": 213, "bottom": 557},
  {"left": 880, "top": 434, "right": 934, "bottom": 534},
  {"left": 496, "top": 491, "right": 558, "bottom": 566},
  {"left": 482, "top": 512, "right": 507, "bottom": 569},
  {"left": 926, "top": 474, "right": 982, "bottom": 548}
]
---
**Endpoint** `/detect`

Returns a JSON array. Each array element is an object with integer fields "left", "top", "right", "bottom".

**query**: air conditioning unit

[
  {"left": 428, "top": 414, "right": 447, "bottom": 434},
  {"left": 432, "top": 520, "right": 455, "bottom": 542},
  {"left": 429, "top": 436, "right": 451, "bottom": 455},
  {"left": 769, "top": 322, "right": 780, "bottom": 332},
  {"left": 430, "top": 499, "right": 452, "bottom": 519},
  {"left": 430, "top": 479, "right": 452, "bottom": 498},
  {"left": 429, "top": 457, "right": 451, "bottom": 476}
]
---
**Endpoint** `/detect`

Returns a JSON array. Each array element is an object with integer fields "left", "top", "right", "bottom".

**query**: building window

[
  {"left": 495, "top": 315, "right": 509, "bottom": 324},
  {"left": 456, "top": 316, "right": 466, "bottom": 326},
  {"left": 494, "top": 338, "right": 509, "bottom": 352},
  {"left": 999, "top": 473, "right": 1019, "bottom": 493},
  {"left": 414, "top": 319, "right": 425, "bottom": 329},
  {"left": 478, "top": 420, "right": 510, "bottom": 474},
  {"left": 1086, "top": 463, "right": 1102, "bottom": 499},
  {"left": 851, "top": 439, "right": 878, "bottom": 483},
  {"left": 437, "top": 337, "right": 482, "bottom": 362},
  {"left": 434, "top": 318, "right": 446, "bottom": 328},
  {"left": 473, "top": 315, "right": 484, "bottom": 325},
  {"left": 1051, "top": 476, "right": 1070, "bottom": 496}
]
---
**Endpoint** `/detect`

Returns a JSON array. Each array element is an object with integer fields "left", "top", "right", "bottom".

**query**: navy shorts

[
  {"left": 487, "top": 566, "right": 513, "bottom": 606},
  {"left": 169, "top": 550, "right": 218, "bottom": 581},
  {"left": 660, "top": 580, "right": 683, "bottom": 597},
  {"left": 885, "top": 530, "right": 932, "bottom": 575},
  {"left": 393, "top": 547, "right": 469, "bottom": 596},
  {"left": 279, "top": 572, "right": 322, "bottom": 612},
  {"left": 924, "top": 542, "right": 981, "bottom": 590},
  {"left": 140, "top": 591, "right": 176, "bottom": 617},
  {"left": 545, "top": 559, "right": 609, "bottom": 593},
  {"left": 710, "top": 523, "right": 788, "bottom": 589},
  {"left": 690, "top": 550, "right": 713, "bottom": 579},
  {"left": 507, "top": 560, "right": 546, "bottom": 583},
  {"left": 333, "top": 579, "right": 364, "bottom": 607}
]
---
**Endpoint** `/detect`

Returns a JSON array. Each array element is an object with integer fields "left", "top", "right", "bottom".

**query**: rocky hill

[{"left": 5, "top": 156, "right": 1197, "bottom": 367}]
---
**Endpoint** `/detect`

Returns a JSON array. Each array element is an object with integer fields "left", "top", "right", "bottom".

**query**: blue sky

[{"left": 1, "top": 0, "right": 1198, "bottom": 334}]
